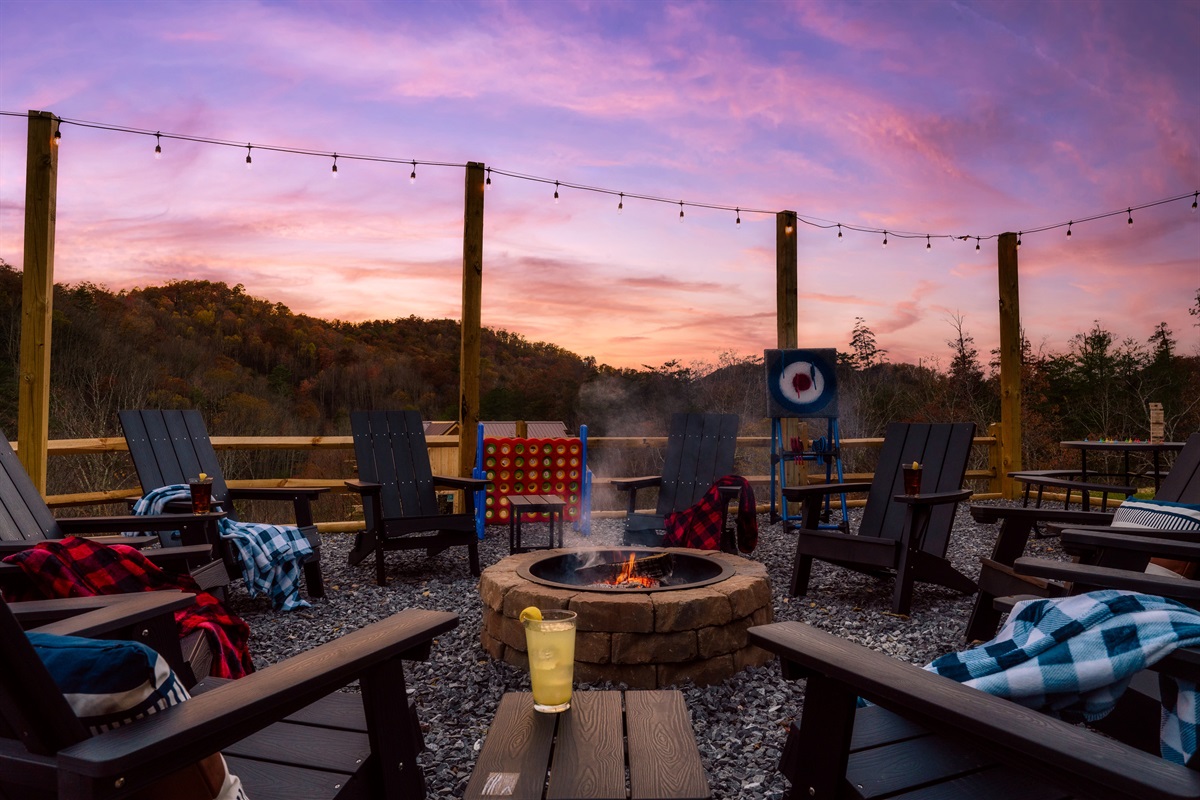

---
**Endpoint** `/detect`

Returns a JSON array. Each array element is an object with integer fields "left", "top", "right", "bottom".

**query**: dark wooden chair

[
  {"left": 0, "top": 591, "right": 458, "bottom": 799},
  {"left": 786, "top": 422, "right": 977, "bottom": 614},
  {"left": 346, "top": 410, "right": 487, "bottom": 586},
  {"left": 0, "top": 428, "right": 225, "bottom": 591},
  {"left": 612, "top": 413, "right": 740, "bottom": 547},
  {"left": 119, "top": 408, "right": 327, "bottom": 598},
  {"left": 748, "top": 619, "right": 1200, "bottom": 800},
  {"left": 966, "top": 431, "right": 1200, "bottom": 642}
]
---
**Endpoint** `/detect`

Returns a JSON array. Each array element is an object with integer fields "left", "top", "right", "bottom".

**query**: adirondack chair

[
  {"left": 612, "top": 413, "right": 740, "bottom": 547},
  {"left": 0, "top": 591, "right": 459, "bottom": 799},
  {"left": 785, "top": 421, "right": 977, "bottom": 614},
  {"left": 346, "top": 410, "right": 488, "bottom": 585},
  {"left": 965, "top": 431, "right": 1200, "bottom": 641},
  {"left": 0, "top": 428, "right": 225, "bottom": 592},
  {"left": 119, "top": 408, "right": 327, "bottom": 598},
  {"left": 748, "top": 619, "right": 1200, "bottom": 800}
]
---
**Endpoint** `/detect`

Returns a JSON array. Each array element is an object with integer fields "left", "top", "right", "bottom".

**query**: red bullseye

[{"left": 792, "top": 373, "right": 812, "bottom": 393}]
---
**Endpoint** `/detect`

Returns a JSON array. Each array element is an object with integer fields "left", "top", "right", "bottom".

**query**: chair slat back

[
  {"left": 0, "top": 595, "right": 89, "bottom": 757},
  {"left": 0, "top": 429, "right": 61, "bottom": 543},
  {"left": 1157, "top": 433, "right": 1200, "bottom": 504},
  {"left": 859, "top": 422, "right": 975, "bottom": 555},
  {"left": 655, "top": 413, "right": 740, "bottom": 516},
  {"left": 120, "top": 410, "right": 231, "bottom": 511},
  {"left": 351, "top": 411, "right": 440, "bottom": 528}
]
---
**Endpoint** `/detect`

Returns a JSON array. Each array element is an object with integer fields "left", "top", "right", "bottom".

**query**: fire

[{"left": 608, "top": 554, "right": 659, "bottom": 589}]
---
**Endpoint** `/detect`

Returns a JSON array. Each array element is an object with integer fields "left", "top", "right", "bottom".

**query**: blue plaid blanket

[
  {"left": 132, "top": 485, "right": 312, "bottom": 611},
  {"left": 926, "top": 590, "right": 1200, "bottom": 765}
]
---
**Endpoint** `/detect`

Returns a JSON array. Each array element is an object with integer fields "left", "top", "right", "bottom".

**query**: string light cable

[{"left": 1, "top": 111, "right": 1193, "bottom": 246}]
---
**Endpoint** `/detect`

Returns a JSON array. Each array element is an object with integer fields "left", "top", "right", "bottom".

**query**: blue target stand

[{"left": 765, "top": 348, "right": 849, "bottom": 531}]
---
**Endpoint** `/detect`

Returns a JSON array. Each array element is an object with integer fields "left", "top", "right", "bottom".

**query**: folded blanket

[
  {"left": 133, "top": 485, "right": 312, "bottom": 611},
  {"left": 3, "top": 537, "right": 253, "bottom": 678},
  {"left": 926, "top": 590, "right": 1200, "bottom": 765},
  {"left": 663, "top": 475, "right": 757, "bottom": 554}
]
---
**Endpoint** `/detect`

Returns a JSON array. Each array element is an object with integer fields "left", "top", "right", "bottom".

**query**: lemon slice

[{"left": 519, "top": 606, "right": 543, "bottom": 622}]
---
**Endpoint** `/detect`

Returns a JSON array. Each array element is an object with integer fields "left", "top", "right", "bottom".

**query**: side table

[
  {"left": 465, "top": 690, "right": 711, "bottom": 800},
  {"left": 508, "top": 494, "right": 566, "bottom": 553}
]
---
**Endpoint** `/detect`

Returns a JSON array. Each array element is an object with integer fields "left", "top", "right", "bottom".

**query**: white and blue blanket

[
  {"left": 926, "top": 590, "right": 1200, "bottom": 765},
  {"left": 131, "top": 485, "right": 312, "bottom": 611}
]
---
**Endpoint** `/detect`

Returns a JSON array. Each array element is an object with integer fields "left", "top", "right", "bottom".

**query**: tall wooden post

[
  {"left": 17, "top": 111, "right": 60, "bottom": 493},
  {"left": 777, "top": 211, "right": 800, "bottom": 488},
  {"left": 997, "top": 232, "right": 1022, "bottom": 498},
  {"left": 458, "top": 162, "right": 485, "bottom": 480}
]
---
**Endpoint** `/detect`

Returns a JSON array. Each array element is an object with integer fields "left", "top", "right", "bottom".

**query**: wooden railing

[{"left": 27, "top": 429, "right": 1003, "bottom": 532}]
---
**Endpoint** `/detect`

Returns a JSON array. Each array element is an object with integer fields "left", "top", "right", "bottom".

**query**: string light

[
  {"left": 485, "top": 167, "right": 492, "bottom": 189},
  {"left": 679, "top": 201, "right": 685, "bottom": 223},
  {"left": 1017, "top": 232, "right": 1022, "bottom": 249},
  {"left": 882, "top": 231, "right": 888, "bottom": 248},
  {"left": 553, "top": 180, "right": 560, "bottom": 203},
  {"left": 331, "top": 153, "right": 338, "bottom": 177},
  {"left": 975, "top": 237, "right": 981, "bottom": 251},
  {"left": 617, "top": 192, "right": 623, "bottom": 213},
  {"left": 735, "top": 207, "right": 741, "bottom": 227},
  {"left": 7, "top": 113, "right": 1193, "bottom": 244}
]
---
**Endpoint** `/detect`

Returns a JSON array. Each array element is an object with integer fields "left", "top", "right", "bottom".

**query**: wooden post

[
  {"left": 777, "top": 211, "right": 801, "bottom": 488},
  {"left": 17, "top": 111, "right": 60, "bottom": 493},
  {"left": 458, "top": 162, "right": 485, "bottom": 481},
  {"left": 997, "top": 232, "right": 1022, "bottom": 498}
]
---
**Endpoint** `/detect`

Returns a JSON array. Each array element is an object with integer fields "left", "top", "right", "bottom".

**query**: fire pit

[{"left": 480, "top": 547, "right": 773, "bottom": 689}]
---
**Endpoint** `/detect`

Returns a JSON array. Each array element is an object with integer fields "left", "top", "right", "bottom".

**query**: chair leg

[
  {"left": 791, "top": 550, "right": 814, "bottom": 597},
  {"left": 376, "top": 542, "right": 388, "bottom": 587},
  {"left": 468, "top": 539, "right": 480, "bottom": 577}
]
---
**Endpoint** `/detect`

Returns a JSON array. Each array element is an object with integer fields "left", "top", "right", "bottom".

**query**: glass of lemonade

[{"left": 523, "top": 609, "right": 577, "bottom": 713}]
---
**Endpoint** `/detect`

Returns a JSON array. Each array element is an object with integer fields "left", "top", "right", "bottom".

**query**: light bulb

[
  {"left": 1127, "top": 208, "right": 1132, "bottom": 225},
  {"left": 1066, "top": 221, "right": 1072, "bottom": 238},
  {"left": 245, "top": 145, "right": 252, "bottom": 169},
  {"left": 975, "top": 238, "right": 980, "bottom": 251},
  {"left": 735, "top": 207, "right": 741, "bottom": 227},
  {"left": 554, "top": 181, "right": 559, "bottom": 203},
  {"left": 926, "top": 235, "right": 931, "bottom": 251},
  {"left": 679, "top": 202, "right": 685, "bottom": 223},
  {"left": 882, "top": 231, "right": 888, "bottom": 248},
  {"left": 410, "top": 160, "right": 417, "bottom": 184},
  {"left": 617, "top": 192, "right": 623, "bottom": 213},
  {"left": 1192, "top": 192, "right": 1198, "bottom": 211},
  {"left": 1017, "top": 232, "right": 1022, "bottom": 249},
  {"left": 331, "top": 154, "right": 338, "bottom": 177},
  {"left": 53, "top": 128, "right": 61, "bottom": 145},
  {"left": 837, "top": 224, "right": 842, "bottom": 239},
  {"left": 154, "top": 133, "right": 162, "bottom": 159},
  {"left": 485, "top": 168, "right": 492, "bottom": 189}
]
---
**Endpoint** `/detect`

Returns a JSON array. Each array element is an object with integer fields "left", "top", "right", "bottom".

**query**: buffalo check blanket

[
  {"left": 3, "top": 537, "right": 253, "bottom": 678},
  {"left": 926, "top": 590, "right": 1200, "bottom": 765},
  {"left": 663, "top": 475, "right": 757, "bottom": 554},
  {"left": 133, "top": 485, "right": 313, "bottom": 611}
]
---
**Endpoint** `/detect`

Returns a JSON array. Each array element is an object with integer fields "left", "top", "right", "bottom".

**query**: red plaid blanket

[
  {"left": 3, "top": 538, "right": 253, "bottom": 679},
  {"left": 662, "top": 475, "right": 757, "bottom": 553}
]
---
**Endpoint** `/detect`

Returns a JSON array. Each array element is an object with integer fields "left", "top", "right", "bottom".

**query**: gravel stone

[{"left": 224, "top": 499, "right": 1058, "bottom": 799}]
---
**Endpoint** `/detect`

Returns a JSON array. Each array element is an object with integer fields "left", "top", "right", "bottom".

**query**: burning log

[{"left": 574, "top": 551, "right": 675, "bottom": 587}]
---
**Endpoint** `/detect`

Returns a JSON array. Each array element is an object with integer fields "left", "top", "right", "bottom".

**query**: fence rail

[{"left": 25, "top": 432, "right": 1003, "bottom": 530}]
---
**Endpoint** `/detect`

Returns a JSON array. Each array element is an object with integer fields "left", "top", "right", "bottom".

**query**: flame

[{"left": 609, "top": 554, "right": 657, "bottom": 588}]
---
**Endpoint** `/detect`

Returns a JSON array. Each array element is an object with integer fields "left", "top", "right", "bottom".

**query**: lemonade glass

[{"left": 523, "top": 609, "right": 577, "bottom": 713}]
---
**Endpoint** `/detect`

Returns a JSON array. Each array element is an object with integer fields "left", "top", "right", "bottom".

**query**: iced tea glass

[
  {"left": 523, "top": 609, "right": 577, "bottom": 713},
  {"left": 902, "top": 464, "right": 923, "bottom": 495},
  {"left": 189, "top": 476, "right": 214, "bottom": 514}
]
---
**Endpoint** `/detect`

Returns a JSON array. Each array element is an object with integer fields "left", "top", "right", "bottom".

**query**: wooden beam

[
  {"left": 459, "top": 162, "right": 485, "bottom": 480},
  {"left": 997, "top": 231, "right": 1022, "bottom": 498},
  {"left": 17, "top": 111, "right": 60, "bottom": 493},
  {"left": 776, "top": 210, "right": 798, "bottom": 349}
]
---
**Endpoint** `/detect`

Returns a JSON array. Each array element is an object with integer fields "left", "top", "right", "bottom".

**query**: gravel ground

[{"left": 224, "top": 500, "right": 1066, "bottom": 799}]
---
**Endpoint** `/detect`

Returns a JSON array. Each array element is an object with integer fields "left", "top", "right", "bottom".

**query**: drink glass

[
  {"left": 189, "top": 476, "right": 214, "bottom": 514},
  {"left": 902, "top": 464, "right": 922, "bottom": 495},
  {"left": 523, "top": 609, "right": 577, "bottom": 713}
]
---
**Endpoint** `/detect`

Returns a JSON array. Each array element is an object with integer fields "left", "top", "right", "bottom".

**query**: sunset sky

[{"left": 1, "top": 0, "right": 1197, "bottom": 370}]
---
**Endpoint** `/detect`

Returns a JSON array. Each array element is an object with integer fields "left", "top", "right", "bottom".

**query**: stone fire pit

[{"left": 479, "top": 547, "right": 774, "bottom": 689}]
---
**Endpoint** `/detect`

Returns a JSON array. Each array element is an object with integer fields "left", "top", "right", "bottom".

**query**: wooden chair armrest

[
  {"left": 344, "top": 479, "right": 382, "bottom": 495},
  {"left": 747, "top": 620, "right": 1200, "bottom": 800},
  {"left": 1060, "top": 529, "right": 1200, "bottom": 559},
  {"left": 610, "top": 476, "right": 663, "bottom": 492},
  {"left": 1013, "top": 558, "right": 1200, "bottom": 603},
  {"left": 56, "top": 512, "right": 227, "bottom": 535},
  {"left": 21, "top": 592, "right": 196, "bottom": 637},
  {"left": 892, "top": 489, "right": 972, "bottom": 506},
  {"left": 432, "top": 475, "right": 489, "bottom": 491},
  {"left": 54, "top": 609, "right": 460, "bottom": 783},
  {"left": 1059, "top": 524, "right": 1200, "bottom": 543},
  {"left": 781, "top": 481, "right": 873, "bottom": 501},
  {"left": 969, "top": 504, "right": 1113, "bottom": 526}
]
